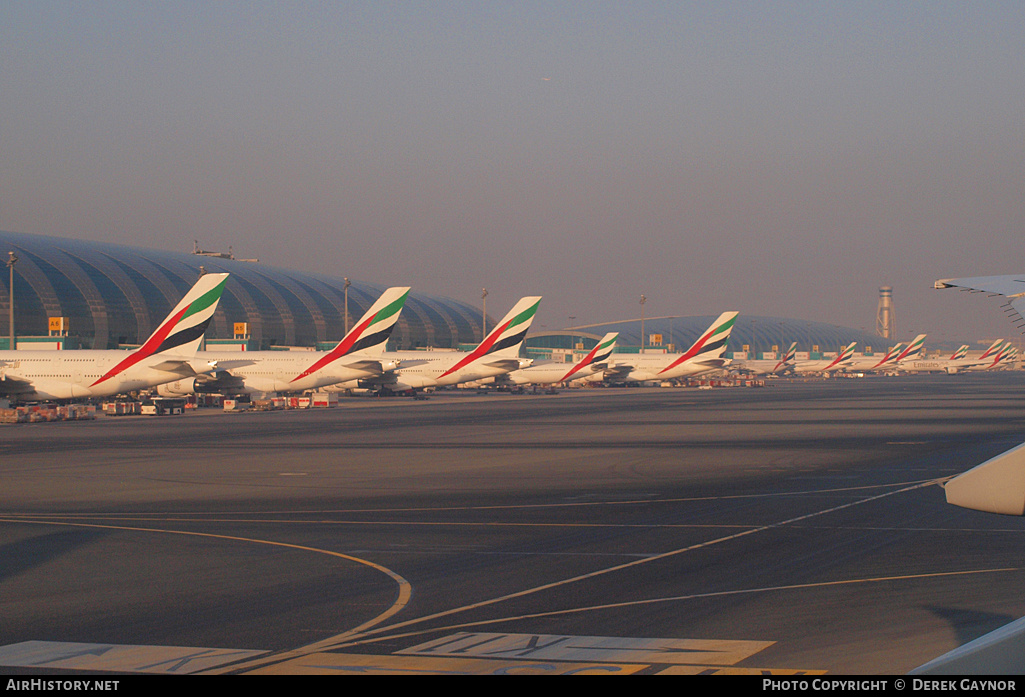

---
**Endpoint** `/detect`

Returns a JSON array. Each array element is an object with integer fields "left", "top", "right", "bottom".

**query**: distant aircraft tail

[
  {"left": 439, "top": 296, "right": 542, "bottom": 378},
  {"left": 657, "top": 311, "right": 738, "bottom": 375},
  {"left": 978, "top": 339, "right": 1005, "bottom": 361},
  {"left": 773, "top": 341, "right": 798, "bottom": 372},
  {"left": 871, "top": 342, "right": 904, "bottom": 370},
  {"left": 559, "top": 332, "right": 618, "bottom": 383},
  {"left": 895, "top": 334, "right": 927, "bottom": 362},
  {"left": 950, "top": 345, "right": 970, "bottom": 360},
  {"left": 991, "top": 342, "right": 1017, "bottom": 368},
  {"left": 823, "top": 342, "right": 857, "bottom": 371},
  {"left": 784, "top": 341, "right": 798, "bottom": 362},
  {"left": 91, "top": 272, "right": 230, "bottom": 387},
  {"left": 291, "top": 286, "right": 410, "bottom": 382}
]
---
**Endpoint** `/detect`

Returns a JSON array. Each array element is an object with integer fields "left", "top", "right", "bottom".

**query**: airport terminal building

[
  {"left": 0, "top": 231, "right": 484, "bottom": 351},
  {"left": 3, "top": 230, "right": 885, "bottom": 358}
]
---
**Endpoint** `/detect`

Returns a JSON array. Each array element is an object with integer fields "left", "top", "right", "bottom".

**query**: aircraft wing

[
  {"left": 0, "top": 371, "right": 34, "bottom": 395},
  {"left": 601, "top": 364, "right": 633, "bottom": 379},
  {"left": 936, "top": 275, "right": 1025, "bottom": 328},
  {"left": 340, "top": 359, "right": 399, "bottom": 376},
  {"left": 392, "top": 358, "right": 431, "bottom": 368},
  {"left": 944, "top": 441, "right": 1025, "bottom": 516},
  {"left": 148, "top": 359, "right": 207, "bottom": 376},
  {"left": 353, "top": 372, "right": 398, "bottom": 387},
  {"left": 204, "top": 359, "right": 257, "bottom": 371},
  {"left": 482, "top": 359, "right": 523, "bottom": 372},
  {"left": 150, "top": 358, "right": 255, "bottom": 376},
  {"left": 695, "top": 358, "right": 729, "bottom": 369},
  {"left": 935, "top": 275, "right": 1025, "bottom": 295}
]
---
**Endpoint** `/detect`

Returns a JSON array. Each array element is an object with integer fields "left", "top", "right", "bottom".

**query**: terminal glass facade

[{"left": 0, "top": 231, "right": 483, "bottom": 350}]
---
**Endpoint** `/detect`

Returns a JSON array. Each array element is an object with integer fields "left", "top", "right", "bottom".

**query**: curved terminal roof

[
  {"left": 2, "top": 231, "right": 891, "bottom": 356},
  {"left": 0, "top": 231, "right": 484, "bottom": 350}
]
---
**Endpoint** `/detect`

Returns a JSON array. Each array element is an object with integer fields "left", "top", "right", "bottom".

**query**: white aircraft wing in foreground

[
  {"left": 935, "top": 274, "right": 1025, "bottom": 514},
  {"left": 935, "top": 275, "right": 1025, "bottom": 331}
]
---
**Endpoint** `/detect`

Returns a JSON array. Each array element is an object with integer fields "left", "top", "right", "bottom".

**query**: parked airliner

[
  {"left": 487, "top": 332, "right": 619, "bottom": 387},
  {"left": 601, "top": 312, "right": 738, "bottom": 383},
  {"left": 732, "top": 341, "right": 797, "bottom": 375},
  {"left": 157, "top": 287, "right": 411, "bottom": 396},
  {"left": 899, "top": 343, "right": 991, "bottom": 374},
  {"left": 0, "top": 273, "right": 229, "bottom": 401},
  {"left": 337, "top": 296, "right": 543, "bottom": 392},
  {"left": 935, "top": 274, "right": 1025, "bottom": 517},
  {"left": 840, "top": 342, "right": 905, "bottom": 374},
  {"left": 793, "top": 342, "right": 857, "bottom": 374}
]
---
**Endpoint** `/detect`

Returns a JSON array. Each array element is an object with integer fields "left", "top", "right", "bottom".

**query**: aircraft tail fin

[
  {"left": 560, "top": 332, "right": 618, "bottom": 382},
  {"left": 882, "top": 342, "right": 904, "bottom": 365},
  {"left": 657, "top": 311, "right": 738, "bottom": 376},
  {"left": 783, "top": 341, "right": 798, "bottom": 363},
  {"left": 147, "top": 272, "right": 230, "bottom": 357},
  {"left": 823, "top": 342, "right": 857, "bottom": 371},
  {"left": 592, "top": 332, "right": 619, "bottom": 363},
  {"left": 895, "top": 334, "right": 927, "bottom": 362},
  {"left": 290, "top": 286, "right": 410, "bottom": 383},
  {"left": 993, "top": 342, "right": 1016, "bottom": 366},
  {"left": 438, "top": 296, "right": 542, "bottom": 378},
  {"left": 334, "top": 286, "right": 410, "bottom": 356},
  {"left": 476, "top": 296, "right": 543, "bottom": 359},
  {"left": 979, "top": 339, "right": 1005, "bottom": 361},
  {"left": 772, "top": 341, "right": 798, "bottom": 372},
  {"left": 91, "top": 272, "right": 230, "bottom": 387}
]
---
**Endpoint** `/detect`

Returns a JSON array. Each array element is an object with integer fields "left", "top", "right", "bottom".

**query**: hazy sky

[{"left": 2, "top": 1, "right": 1023, "bottom": 343}]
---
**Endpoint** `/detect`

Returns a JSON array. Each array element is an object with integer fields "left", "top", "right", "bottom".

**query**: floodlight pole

[
  {"left": 639, "top": 295, "right": 646, "bottom": 354},
  {"left": 344, "top": 278, "right": 351, "bottom": 334},
  {"left": 6, "top": 251, "right": 17, "bottom": 350},
  {"left": 482, "top": 288, "right": 488, "bottom": 340}
]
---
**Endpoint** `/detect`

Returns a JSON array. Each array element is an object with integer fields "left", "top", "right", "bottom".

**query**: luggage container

[{"left": 312, "top": 392, "right": 338, "bottom": 407}]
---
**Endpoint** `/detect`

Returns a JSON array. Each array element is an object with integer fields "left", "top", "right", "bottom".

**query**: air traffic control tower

[{"left": 877, "top": 286, "right": 895, "bottom": 339}]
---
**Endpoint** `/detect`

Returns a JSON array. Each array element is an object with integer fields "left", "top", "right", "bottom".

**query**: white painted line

[{"left": 0, "top": 641, "right": 266, "bottom": 674}]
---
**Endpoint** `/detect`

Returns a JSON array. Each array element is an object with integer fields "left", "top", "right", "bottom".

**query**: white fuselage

[
  {"left": 793, "top": 357, "right": 850, "bottom": 374},
  {"left": 606, "top": 352, "right": 727, "bottom": 382},
  {"left": 497, "top": 360, "right": 603, "bottom": 386},
  {"left": 840, "top": 354, "right": 901, "bottom": 373},
  {"left": 897, "top": 358, "right": 979, "bottom": 374},
  {"left": 188, "top": 350, "right": 390, "bottom": 394},
  {"left": 731, "top": 357, "right": 791, "bottom": 375},
  {"left": 0, "top": 350, "right": 201, "bottom": 401},
  {"left": 338, "top": 350, "right": 524, "bottom": 391}
]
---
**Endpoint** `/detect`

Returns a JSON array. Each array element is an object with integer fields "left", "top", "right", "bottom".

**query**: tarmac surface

[{"left": 3, "top": 373, "right": 1025, "bottom": 675}]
